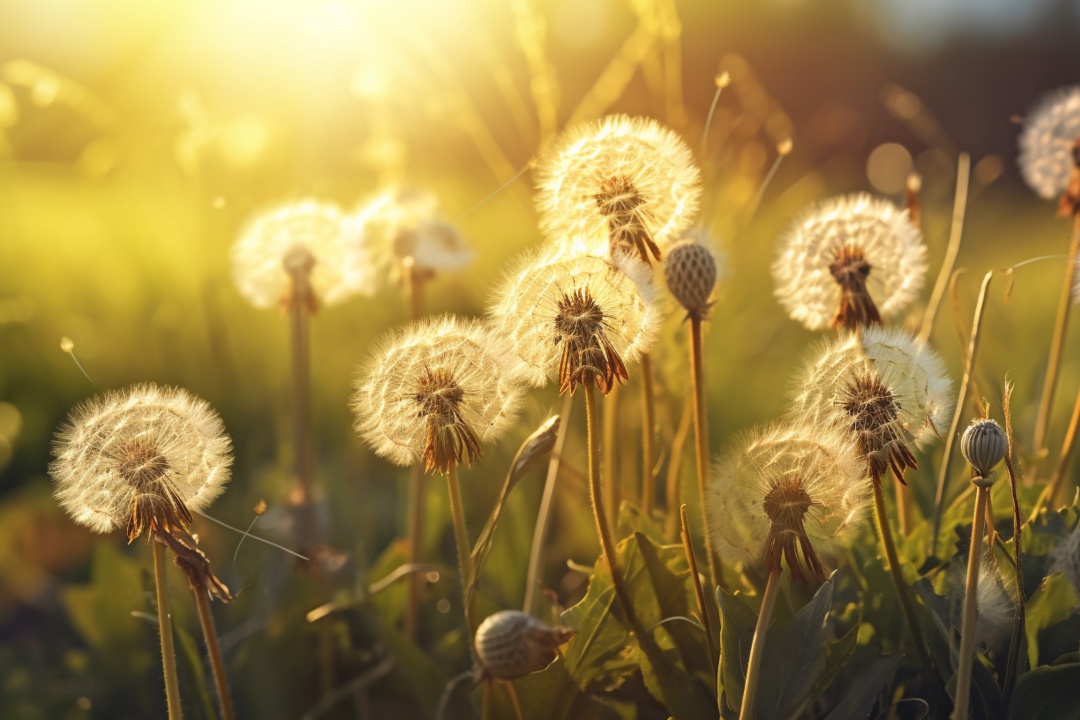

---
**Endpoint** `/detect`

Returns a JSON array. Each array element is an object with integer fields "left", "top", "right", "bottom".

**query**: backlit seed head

[
  {"left": 50, "top": 384, "right": 232, "bottom": 540},
  {"left": 352, "top": 315, "right": 522, "bottom": 474},
  {"left": 664, "top": 239, "right": 718, "bottom": 319},
  {"left": 948, "top": 555, "right": 1014, "bottom": 650},
  {"left": 489, "top": 246, "right": 658, "bottom": 395},
  {"left": 232, "top": 199, "right": 373, "bottom": 309},
  {"left": 535, "top": 115, "right": 701, "bottom": 263},
  {"left": 1018, "top": 86, "right": 1080, "bottom": 200},
  {"left": 960, "top": 418, "right": 1008, "bottom": 479},
  {"left": 792, "top": 326, "right": 954, "bottom": 484},
  {"left": 772, "top": 193, "right": 926, "bottom": 331},
  {"left": 473, "top": 610, "right": 574, "bottom": 681},
  {"left": 354, "top": 189, "right": 472, "bottom": 283},
  {"left": 708, "top": 421, "right": 870, "bottom": 582}
]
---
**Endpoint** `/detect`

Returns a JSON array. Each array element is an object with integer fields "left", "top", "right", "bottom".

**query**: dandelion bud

[
  {"left": 960, "top": 418, "right": 1008, "bottom": 480},
  {"left": 473, "top": 610, "right": 573, "bottom": 680},
  {"left": 664, "top": 240, "right": 717, "bottom": 319}
]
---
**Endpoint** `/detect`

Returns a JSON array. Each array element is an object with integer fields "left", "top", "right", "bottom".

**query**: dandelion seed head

[
  {"left": 352, "top": 315, "right": 522, "bottom": 473},
  {"left": 535, "top": 115, "right": 701, "bottom": 261},
  {"left": 232, "top": 199, "right": 373, "bottom": 309},
  {"left": 49, "top": 384, "right": 232, "bottom": 538},
  {"left": 488, "top": 247, "right": 659, "bottom": 394},
  {"left": 708, "top": 421, "right": 870, "bottom": 581},
  {"left": 772, "top": 193, "right": 926, "bottom": 331},
  {"left": 792, "top": 326, "right": 953, "bottom": 475},
  {"left": 1018, "top": 86, "right": 1080, "bottom": 200},
  {"left": 355, "top": 189, "right": 472, "bottom": 281}
]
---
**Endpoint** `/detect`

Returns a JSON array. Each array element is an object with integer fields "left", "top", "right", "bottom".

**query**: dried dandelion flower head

[
  {"left": 355, "top": 189, "right": 472, "bottom": 281},
  {"left": 792, "top": 326, "right": 953, "bottom": 485},
  {"left": 1051, "top": 527, "right": 1080, "bottom": 599},
  {"left": 489, "top": 247, "right": 659, "bottom": 396},
  {"left": 535, "top": 114, "right": 701, "bottom": 264},
  {"left": 473, "top": 610, "right": 574, "bottom": 681},
  {"left": 773, "top": 193, "right": 927, "bottom": 332},
  {"left": 352, "top": 315, "right": 522, "bottom": 474},
  {"left": 1018, "top": 86, "right": 1080, "bottom": 200},
  {"left": 50, "top": 384, "right": 232, "bottom": 540},
  {"left": 664, "top": 236, "right": 720, "bottom": 319},
  {"left": 233, "top": 199, "right": 372, "bottom": 309},
  {"left": 708, "top": 421, "right": 870, "bottom": 582}
]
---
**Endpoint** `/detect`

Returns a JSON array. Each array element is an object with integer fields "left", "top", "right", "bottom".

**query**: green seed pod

[
  {"left": 664, "top": 240, "right": 717, "bottom": 319},
  {"left": 474, "top": 610, "right": 573, "bottom": 680},
  {"left": 960, "top": 418, "right": 1008, "bottom": 480}
]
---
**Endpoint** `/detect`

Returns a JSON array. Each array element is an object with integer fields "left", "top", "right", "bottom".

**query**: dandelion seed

[
  {"left": 708, "top": 421, "right": 870, "bottom": 582},
  {"left": 772, "top": 193, "right": 927, "bottom": 332},
  {"left": 50, "top": 383, "right": 232, "bottom": 540},
  {"left": 948, "top": 555, "right": 1014, "bottom": 650},
  {"left": 489, "top": 247, "right": 658, "bottom": 395},
  {"left": 535, "top": 115, "right": 701, "bottom": 263},
  {"left": 232, "top": 199, "right": 373, "bottom": 310},
  {"left": 352, "top": 315, "right": 522, "bottom": 474},
  {"left": 1018, "top": 86, "right": 1080, "bottom": 201},
  {"left": 355, "top": 189, "right": 473, "bottom": 284},
  {"left": 792, "top": 326, "right": 953, "bottom": 484}
]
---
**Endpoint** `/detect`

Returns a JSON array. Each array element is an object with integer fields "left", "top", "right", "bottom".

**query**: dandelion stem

[
  {"left": 523, "top": 393, "right": 574, "bottom": 614},
  {"left": 603, "top": 383, "right": 620, "bottom": 529},
  {"left": 1032, "top": 212, "right": 1080, "bottom": 458},
  {"left": 665, "top": 398, "right": 693, "bottom": 543},
  {"left": 641, "top": 352, "right": 656, "bottom": 516},
  {"left": 932, "top": 271, "right": 994, "bottom": 555},
  {"left": 873, "top": 481, "right": 933, "bottom": 673},
  {"left": 954, "top": 485, "right": 988, "bottom": 720},
  {"left": 740, "top": 568, "right": 780, "bottom": 720},
  {"left": 446, "top": 461, "right": 477, "bottom": 641},
  {"left": 679, "top": 504, "right": 717, "bottom": 668},
  {"left": 918, "top": 153, "right": 970, "bottom": 344},
  {"left": 404, "top": 261, "right": 426, "bottom": 641},
  {"left": 506, "top": 682, "right": 525, "bottom": 720},
  {"left": 193, "top": 582, "right": 236, "bottom": 720},
  {"left": 690, "top": 316, "right": 722, "bottom": 589},
  {"left": 1035, "top": 379, "right": 1080, "bottom": 515},
  {"left": 288, "top": 267, "right": 314, "bottom": 509},
  {"left": 153, "top": 540, "right": 183, "bottom": 720}
]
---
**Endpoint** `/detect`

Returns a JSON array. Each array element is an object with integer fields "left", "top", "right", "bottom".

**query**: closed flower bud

[
  {"left": 473, "top": 610, "right": 574, "bottom": 680},
  {"left": 960, "top": 418, "right": 1008, "bottom": 480},
  {"left": 664, "top": 240, "right": 717, "bottom": 319}
]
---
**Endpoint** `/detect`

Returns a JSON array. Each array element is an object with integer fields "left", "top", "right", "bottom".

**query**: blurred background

[{"left": 2, "top": 0, "right": 1080, "bottom": 717}]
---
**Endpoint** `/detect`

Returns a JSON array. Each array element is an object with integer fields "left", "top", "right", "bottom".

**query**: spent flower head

[
  {"left": 50, "top": 384, "right": 232, "bottom": 540},
  {"left": 233, "top": 199, "right": 372, "bottom": 309},
  {"left": 708, "top": 421, "right": 870, "bottom": 582},
  {"left": 355, "top": 189, "right": 472, "bottom": 282},
  {"left": 489, "top": 247, "right": 659, "bottom": 396},
  {"left": 352, "top": 315, "right": 522, "bottom": 474},
  {"left": 773, "top": 193, "right": 926, "bottom": 331},
  {"left": 1018, "top": 86, "right": 1080, "bottom": 201},
  {"left": 535, "top": 114, "right": 701, "bottom": 264},
  {"left": 792, "top": 326, "right": 953, "bottom": 485}
]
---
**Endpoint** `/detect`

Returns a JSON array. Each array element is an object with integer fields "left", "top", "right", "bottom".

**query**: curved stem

[
  {"left": 153, "top": 540, "right": 183, "bottom": 720},
  {"left": 680, "top": 505, "right": 717, "bottom": 668},
  {"left": 918, "top": 153, "right": 971, "bottom": 344},
  {"left": 690, "top": 316, "right": 723, "bottom": 589},
  {"left": 1032, "top": 213, "right": 1080, "bottom": 456},
  {"left": 665, "top": 399, "right": 694, "bottom": 543},
  {"left": 641, "top": 352, "right": 656, "bottom": 516},
  {"left": 954, "top": 486, "right": 988, "bottom": 720},
  {"left": 446, "top": 462, "right": 478, "bottom": 643},
  {"left": 523, "top": 393, "right": 574, "bottom": 614},
  {"left": 1035, "top": 382, "right": 1080, "bottom": 515},
  {"left": 739, "top": 568, "right": 780, "bottom": 720},
  {"left": 873, "top": 482, "right": 933, "bottom": 673},
  {"left": 194, "top": 584, "right": 236, "bottom": 720}
]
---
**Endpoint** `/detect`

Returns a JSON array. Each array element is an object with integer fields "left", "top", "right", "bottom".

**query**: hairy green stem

[
  {"left": 446, "top": 462, "right": 477, "bottom": 641},
  {"left": 194, "top": 584, "right": 236, "bottom": 720},
  {"left": 641, "top": 352, "right": 656, "bottom": 515},
  {"left": 153, "top": 540, "right": 183, "bottom": 720},
  {"left": 690, "top": 316, "right": 723, "bottom": 590}
]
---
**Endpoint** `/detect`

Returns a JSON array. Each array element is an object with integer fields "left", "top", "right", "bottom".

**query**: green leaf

[
  {"left": 60, "top": 541, "right": 147, "bottom": 651},
  {"left": 1007, "top": 660, "right": 1080, "bottom": 720},
  {"left": 821, "top": 652, "right": 903, "bottom": 720},
  {"left": 1024, "top": 573, "right": 1079, "bottom": 668},
  {"left": 716, "top": 588, "right": 757, "bottom": 714},
  {"left": 470, "top": 658, "right": 621, "bottom": 720}
]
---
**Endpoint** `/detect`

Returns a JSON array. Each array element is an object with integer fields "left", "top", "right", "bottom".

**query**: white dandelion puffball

[
  {"left": 232, "top": 199, "right": 373, "bottom": 309},
  {"left": 50, "top": 384, "right": 232, "bottom": 535},
  {"left": 1019, "top": 86, "right": 1080, "bottom": 200},
  {"left": 792, "top": 325, "right": 954, "bottom": 452},
  {"left": 355, "top": 189, "right": 473, "bottom": 280},
  {"left": 535, "top": 114, "right": 702, "bottom": 258},
  {"left": 352, "top": 315, "right": 522, "bottom": 470},
  {"left": 488, "top": 246, "right": 659, "bottom": 390},
  {"left": 707, "top": 421, "right": 870, "bottom": 575},
  {"left": 773, "top": 193, "right": 927, "bottom": 331}
]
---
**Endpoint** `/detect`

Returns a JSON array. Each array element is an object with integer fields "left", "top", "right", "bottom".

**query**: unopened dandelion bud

[
  {"left": 664, "top": 240, "right": 717, "bottom": 318},
  {"left": 473, "top": 610, "right": 574, "bottom": 680},
  {"left": 960, "top": 418, "right": 1008, "bottom": 481}
]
